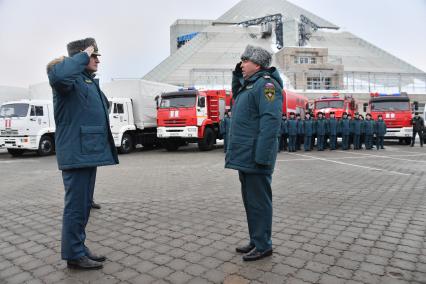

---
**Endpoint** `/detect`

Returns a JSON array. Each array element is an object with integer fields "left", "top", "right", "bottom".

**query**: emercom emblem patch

[{"left": 264, "top": 83, "right": 275, "bottom": 102}]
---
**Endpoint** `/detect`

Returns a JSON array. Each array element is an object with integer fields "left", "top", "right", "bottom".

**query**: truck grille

[
  {"left": 1, "top": 129, "right": 19, "bottom": 136},
  {"left": 164, "top": 119, "right": 186, "bottom": 126}
]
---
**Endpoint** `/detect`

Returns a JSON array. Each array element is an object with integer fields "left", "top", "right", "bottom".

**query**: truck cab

[
  {"left": 313, "top": 93, "right": 357, "bottom": 119},
  {"left": 157, "top": 88, "right": 230, "bottom": 151},
  {"left": 0, "top": 99, "right": 55, "bottom": 156},
  {"left": 368, "top": 92, "right": 413, "bottom": 144},
  {"left": 108, "top": 97, "right": 136, "bottom": 152}
]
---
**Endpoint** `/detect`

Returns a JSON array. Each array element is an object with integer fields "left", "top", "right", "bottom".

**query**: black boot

[
  {"left": 235, "top": 243, "right": 255, "bottom": 254},
  {"left": 86, "top": 247, "right": 106, "bottom": 262},
  {"left": 67, "top": 256, "right": 103, "bottom": 270},
  {"left": 242, "top": 248, "right": 273, "bottom": 261},
  {"left": 91, "top": 201, "right": 101, "bottom": 209}
]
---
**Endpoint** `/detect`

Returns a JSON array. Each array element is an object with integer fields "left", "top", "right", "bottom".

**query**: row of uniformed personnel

[{"left": 279, "top": 111, "right": 387, "bottom": 152}]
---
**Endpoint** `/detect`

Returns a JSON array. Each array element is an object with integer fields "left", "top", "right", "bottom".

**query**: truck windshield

[
  {"left": 315, "top": 100, "right": 344, "bottom": 109},
  {"left": 371, "top": 101, "right": 410, "bottom": 111},
  {"left": 160, "top": 96, "right": 196, "bottom": 108},
  {"left": 0, "top": 103, "right": 29, "bottom": 118}
]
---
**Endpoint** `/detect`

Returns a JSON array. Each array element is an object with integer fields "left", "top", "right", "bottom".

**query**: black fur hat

[
  {"left": 241, "top": 45, "right": 272, "bottom": 69},
  {"left": 67, "top": 37, "right": 100, "bottom": 57}
]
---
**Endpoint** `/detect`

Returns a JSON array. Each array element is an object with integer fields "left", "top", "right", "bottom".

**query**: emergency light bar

[
  {"left": 178, "top": 87, "right": 197, "bottom": 91},
  {"left": 370, "top": 92, "right": 407, "bottom": 97}
]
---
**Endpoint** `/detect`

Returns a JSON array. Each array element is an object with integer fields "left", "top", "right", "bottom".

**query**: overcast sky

[{"left": 0, "top": 0, "right": 425, "bottom": 87}]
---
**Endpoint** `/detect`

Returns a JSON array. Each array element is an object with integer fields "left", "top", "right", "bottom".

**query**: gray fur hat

[
  {"left": 67, "top": 37, "right": 100, "bottom": 57},
  {"left": 240, "top": 45, "right": 272, "bottom": 68}
]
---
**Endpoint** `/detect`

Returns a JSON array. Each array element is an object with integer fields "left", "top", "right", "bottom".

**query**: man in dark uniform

[
  {"left": 340, "top": 112, "right": 350, "bottom": 150},
  {"left": 220, "top": 111, "right": 231, "bottom": 153},
  {"left": 327, "top": 112, "right": 338, "bottom": 150},
  {"left": 364, "top": 113, "right": 376, "bottom": 150},
  {"left": 348, "top": 113, "right": 354, "bottom": 149},
  {"left": 375, "top": 114, "right": 387, "bottom": 150},
  {"left": 279, "top": 113, "right": 288, "bottom": 152},
  {"left": 353, "top": 114, "right": 364, "bottom": 150},
  {"left": 47, "top": 38, "right": 119, "bottom": 270},
  {"left": 315, "top": 112, "right": 326, "bottom": 151},
  {"left": 303, "top": 112, "right": 314, "bottom": 151},
  {"left": 411, "top": 112, "right": 424, "bottom": 147},
  {"left": 287, "top": 112, "right": 298, "bottom": 152},
  {"left": 226, "top": 45, "right": 282, "bottom": 261},
  {"left": 296, "top": 113, "right": 304, "bottom": 150}
]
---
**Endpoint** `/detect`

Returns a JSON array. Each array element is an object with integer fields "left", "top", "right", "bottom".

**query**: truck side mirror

[
  {"left": 363, "top": 103, "right": 368, "bottom": 113},
  {"left": 154, "top": 95, "right": 160, "bottom": 109},
  {"left": 413, "top": 101, "right": 419, "bottom": 111},
  {"left": 198, "top": 97, "right": 206, "bottom": 108}
]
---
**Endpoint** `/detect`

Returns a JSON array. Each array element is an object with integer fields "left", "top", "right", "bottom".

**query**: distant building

[{"left": 144, "top": 0, "right": 426, "bottom": 102}]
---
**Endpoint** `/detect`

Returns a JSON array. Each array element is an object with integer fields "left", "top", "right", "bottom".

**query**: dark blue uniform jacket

[
  {"left": 48, "top": 52, "right": 119, "bottom": 170},
  {"left": 225, "top": 68, "right": 283, "bottom": 175}
]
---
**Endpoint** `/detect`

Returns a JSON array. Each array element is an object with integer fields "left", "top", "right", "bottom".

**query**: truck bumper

[
  {"left": 384, "top": 127, "right": 413, "bottom": 139},
  {"left": 0, "top": 136, "right": 38, "bottom": 150},
  {"left": 157, "top": 126, "right": 198, "bottom": 138}
]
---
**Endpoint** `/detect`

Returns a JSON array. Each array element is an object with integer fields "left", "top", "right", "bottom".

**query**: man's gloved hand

[
  {"left": 83, "top": 45, "right": 95, "bottom": 57},
  {"left": 234, "top": 62, "right": 242, "bottom": 74}
]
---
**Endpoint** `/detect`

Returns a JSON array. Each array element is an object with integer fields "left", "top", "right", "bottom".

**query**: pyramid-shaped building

[{"left": 144, "top": 0, "right": 425, "bottom": 98}]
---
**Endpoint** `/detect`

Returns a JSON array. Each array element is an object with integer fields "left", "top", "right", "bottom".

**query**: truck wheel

[
  {"left": 198, "top": 128, "right": 216, "bottom": 151},
  {"left": 38, "top": 136, "right": 55, "bottom": 156},
  {"left": 405, "top": 137, "right": 412, "bottom": 145},
  {"left": 118, "top": 133, "right": 133, "bottom": 154},
  {"left": 163, "top": 140, "right": 179, "bottom": 151},
  {"left": 7, "top": 149, "right": 25, "bottom": 157}
]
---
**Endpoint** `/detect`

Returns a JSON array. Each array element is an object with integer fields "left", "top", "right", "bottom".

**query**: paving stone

[{"left": 0, "top": 144, "right": 424, "bottom": 284}]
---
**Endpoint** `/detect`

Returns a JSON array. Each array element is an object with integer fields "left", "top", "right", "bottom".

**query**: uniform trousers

[
  {"left": 354, "top": 135, "right": 361, "bottom": 149},
  {"left": 304, "top": 136, "right": 312, "bottom": 151},
  {"left": 365, "top": 135, "right": 373, "bottom": 149},
  {"left": 342, "top": 135, "right": 349, "bottom": 150},
  {"left": 238, "top": 171, "right": 272, "bottom": 252},
  {"left": 329, "top": 135, "right": 337, "bottom": 150},
  {"left": 376, "top": 136, "right": 384, "bottom": 149},
  {"left": 288, "top": 135, "right": 297, "bottom": 152},
  {"left": 61, "top": 167, "right": 97, "bottom": 260},
  {"left": 412, "top": 130, "right": 424, "bottom": 146},
  {"left": 317, "top": 135, "right": 325, "bottom": 150}
]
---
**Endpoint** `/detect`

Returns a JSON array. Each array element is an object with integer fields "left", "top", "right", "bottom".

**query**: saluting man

[
  {"left": 226, "top": 45, "right": 283, "bottom": 261},
  {"left": 47, "top": 38, "right": 119, "bottom": 270}
]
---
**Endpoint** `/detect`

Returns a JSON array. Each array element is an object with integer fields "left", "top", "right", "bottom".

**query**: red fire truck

[
  {"left": 283, "top": 90, "right": 309, "bottom": 116},
  {"left": 157, "top": 88, "right": 231, "bottom": 151},
  {"left": 368, "top": 92, "right": 413, "bottom": 144},
  {"left": 313, "top": 93, "right": 357, "bottom": 118}
]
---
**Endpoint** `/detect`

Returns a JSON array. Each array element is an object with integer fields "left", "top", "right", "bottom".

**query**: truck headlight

[{"left": 188, "top": 128, "right": 197, "bottom": 132}]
